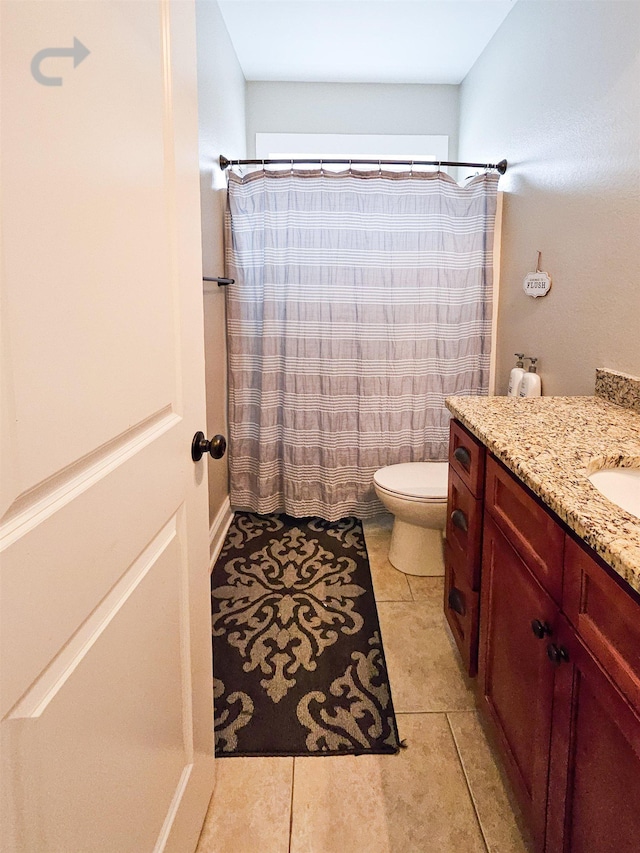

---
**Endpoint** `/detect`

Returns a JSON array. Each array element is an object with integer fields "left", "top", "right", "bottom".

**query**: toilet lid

[{"left": 374, "top": 462, "right": 449, "bottom": 500}]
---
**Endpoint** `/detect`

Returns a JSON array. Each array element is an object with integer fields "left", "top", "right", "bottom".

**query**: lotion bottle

[
  {"left": 508, "top": 353, "right": 526, "bottom": 397},
  {"left": 519, "top": 358, "right": 542, "bottom": 397}
]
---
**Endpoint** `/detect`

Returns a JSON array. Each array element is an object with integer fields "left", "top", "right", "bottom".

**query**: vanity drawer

[
  {"left": 446, "top": 469, "right": 483, "bottom": 591},
  {"left": 449, "top": 419, "right": 485, "bottom": 498},
  {"left": 444, "top": 541, "right": 480, "bottom": 677},
  {"left": 484, "top": 455, "right": 564, "bottom": 603},
  {"left": 563, "top": 533, "right": 640, "bottom": 712}
]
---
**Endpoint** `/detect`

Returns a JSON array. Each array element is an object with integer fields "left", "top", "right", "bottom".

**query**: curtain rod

[{"left": 219, "top": 154, "right": 507, "bottom": 175}]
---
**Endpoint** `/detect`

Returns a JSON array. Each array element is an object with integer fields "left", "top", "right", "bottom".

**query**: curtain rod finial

[
  {"left": 219, "top": 155, "right": 230, "bottom": 170},
  {"left": 496, "top": 159, "right": 507, "bottom": 175}
]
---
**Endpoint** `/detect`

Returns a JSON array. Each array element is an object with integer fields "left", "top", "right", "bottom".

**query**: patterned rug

[{"left": 211, "top": 513, "right": 401, "bottom": 757}]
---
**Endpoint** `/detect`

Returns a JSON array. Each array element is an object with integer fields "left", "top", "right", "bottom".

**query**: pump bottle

[
  {"left": 519, "top": 357, "right": 542, "bottom": 397},
  {"left": 508, "top": 353, "right": 526, "bottom": 397}
]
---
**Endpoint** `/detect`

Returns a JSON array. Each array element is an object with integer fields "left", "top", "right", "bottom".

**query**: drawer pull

[
  {"left": 531, "top": 619, "right": 552, "bottom": 639},
  {"left": 451, "top": 509, "right": 468, "bottom": 532},
  {"left": 453, "top": 446, "right": 471, "bottom": 468},
  {"left": 547, "top": 643, "right": 570, "bottom": 665},
  {"left": 448, "top": 587, "right": 466, "bottom": 616}
]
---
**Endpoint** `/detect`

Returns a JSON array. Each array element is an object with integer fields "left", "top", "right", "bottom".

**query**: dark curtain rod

[{"left": 219, "top": 154, "right": 507, "bottom": 175}]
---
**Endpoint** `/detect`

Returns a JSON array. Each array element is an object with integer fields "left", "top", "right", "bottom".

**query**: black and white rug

[{"left": 211, "top": 512, "right": 401, "bottom": 757}]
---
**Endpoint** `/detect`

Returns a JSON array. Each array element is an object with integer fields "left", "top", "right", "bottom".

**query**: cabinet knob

[
  {"left": 547, "top": 643, "right": 570, "bottom": 665},
  {"left": 447, "top": 587, "right": 466, "bottom": 616},
  {"left": 450, "top": 509, "right": 468, "bottom": 533},
  {"left": 453, "top": 446, "right": 471, "bottom": 468},
  {"left": 531, "top": 619, "right": 552, "bottom": 639}
]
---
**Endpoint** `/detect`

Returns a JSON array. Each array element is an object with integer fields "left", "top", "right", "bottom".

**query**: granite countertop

[{"left": 445, "top": 391, "right": 640, "bottom": 594}]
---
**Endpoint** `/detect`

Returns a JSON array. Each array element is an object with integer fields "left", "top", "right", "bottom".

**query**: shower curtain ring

[
  {"left": 290, "top": 159, "right": 294, "bottom": 175},
  {"left": 410, "top": 160, "right": 414, "bottom": 177},
  {"left": 378, "top": 160, "right": 382, "bottom": 176}
]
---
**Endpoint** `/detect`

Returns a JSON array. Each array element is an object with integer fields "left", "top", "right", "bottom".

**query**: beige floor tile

[
  {"left": 363, "top": 516, "right": 413, "bottom": 603},
  {"left": 290, "top": 713, "right": 487, "bottom": 853},
  {"left": 377, "top": 602, "right": 476, "bottom": 713},
  {"left": 406, "top": 574, "right": 445, "bottom": 603},
  {"left": 196, "top": 757, "right": 293, "bottom": 853},
  {"left": 448, "top": 711, "right": 534, "bottom": 853}
]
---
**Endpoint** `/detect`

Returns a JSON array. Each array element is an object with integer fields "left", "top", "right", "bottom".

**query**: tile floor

[{"left": 196, "top": 516, "right": 533, "bottom": 853}]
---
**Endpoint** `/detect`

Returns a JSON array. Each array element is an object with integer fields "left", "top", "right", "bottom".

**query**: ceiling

[{"left": 217, "top": 0, "right": 518, "bottom": 85}]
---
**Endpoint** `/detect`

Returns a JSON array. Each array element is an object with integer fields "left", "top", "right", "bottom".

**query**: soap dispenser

[
  {"left": 519, "top": 358, "right": 542, "bottom": 397},
  {"left": 508, "top": 353, "right": 526, "bottom": 397}
]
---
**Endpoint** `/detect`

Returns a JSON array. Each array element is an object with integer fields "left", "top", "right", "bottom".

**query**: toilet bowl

[{"left": 373, "top": 462, "right": 448, "bottom": 576}]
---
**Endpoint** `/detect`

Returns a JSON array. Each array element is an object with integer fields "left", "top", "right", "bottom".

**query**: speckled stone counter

[{"left": 445, "top": 393, "right": 640, "bottom": 594}]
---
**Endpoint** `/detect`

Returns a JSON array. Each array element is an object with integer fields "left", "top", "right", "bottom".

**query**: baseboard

[{"left": 209, "top": 496, "right": 233, "bottom": 573}]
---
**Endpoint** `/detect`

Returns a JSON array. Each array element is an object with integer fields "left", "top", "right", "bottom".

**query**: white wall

[
  {"left": 246, "top": 82, "right": 459, "bottom": 159},
  {"left": 459, "top": 0, "right": 640, "bottom": 395},
  {"left": 196, "top": 0, "right": 246, "bottom": 526}
]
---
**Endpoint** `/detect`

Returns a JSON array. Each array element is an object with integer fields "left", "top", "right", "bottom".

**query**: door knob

[
  {"left": 547, "top": 643, "right": 570, "bottom": 665},
  {"left": 531, "top": 619, "right": 552, "bottom": 639},
  {"left": 191, "top": 431, "right": 227, "bottom": 461}
]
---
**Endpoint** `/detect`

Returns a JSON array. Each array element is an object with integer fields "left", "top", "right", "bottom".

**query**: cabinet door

[
  {"left": 444, "top": 541, "right": 480, "bottom": 677},
  {"left": 446, "top": 469, "right": 483, "bottom": 590},
  {"left": 478, "top": 515, "right": 558, "bottom": 850},
  {"left": 449, "top": 419, "right": 485, "bottom": 497},
  {"left": 546, "top": 617, "right": 640, "bottom": 853},
  {"left": 485, "top": 456, "right": 564, "bottom": 603}
]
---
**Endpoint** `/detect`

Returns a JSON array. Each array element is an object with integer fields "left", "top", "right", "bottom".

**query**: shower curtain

[{"left": 225, "top": 167, "right": 499, "bottom": 521}]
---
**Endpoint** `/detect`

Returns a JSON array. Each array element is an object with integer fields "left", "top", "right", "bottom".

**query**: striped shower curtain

[{"left": 225, "top": 167, "right": 499, "bottom": 521}]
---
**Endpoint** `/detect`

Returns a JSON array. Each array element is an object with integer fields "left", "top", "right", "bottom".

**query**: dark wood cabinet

[
  {"left": 479, "top": 514, "right": 557, "bottom": 850},
  {"left": 484, "top": 455, "right": 565, "bottom": 604},
  {"left": 546, "top": 615, "right": 640, "bottom": 853},
  {"left": 444, "top": 420, "right": 485, "bottom": 676},
  {"left": 445, "top": 419, "right": 640, "bottom": 853},
  {"left": 563, "top": 533, "right": 640, "bottom": 712}
]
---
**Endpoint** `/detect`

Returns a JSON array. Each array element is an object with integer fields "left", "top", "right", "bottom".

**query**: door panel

[
  {"left": 547, "top": 618, "right": 640, "bottom": 853},
  {"left": 1, "top": 2, "right": 214, "bottom": 850},
  {"left": 4, "top": 529, "right": 186, "bottom": 850},
  {"left": 478, "top": 514, "right": 557, "bottom": 849},
  {"left": 1, "top": 422, "right": 183, "bottom": 718},
  {"left": 1, "top": 1, "right": 181, "bottom": 499}
]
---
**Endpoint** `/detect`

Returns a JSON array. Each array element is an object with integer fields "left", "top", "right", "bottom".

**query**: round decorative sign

[{"left": 523, "top": 271, "right": 551, "bottom": 298}]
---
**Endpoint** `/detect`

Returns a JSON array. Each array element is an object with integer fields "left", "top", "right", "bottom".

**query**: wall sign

[
  {"left": 523, "top": 252, "right": 552, "bottom": 298},
  {"left": 523, "top": 271, "right": 552, "bottom": 297}
]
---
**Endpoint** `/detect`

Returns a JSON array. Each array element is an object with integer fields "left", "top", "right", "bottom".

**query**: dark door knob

[
  {"left": 191, "top": 431, "right": 227, "bottom": 461},
  {"left": 531, "top": 619, "right": 552, "bottom": 639},
  {"left": 453, "top": 446, "right": 471, "bottom": 468},
  {"left": 547, "top": 643, "right": 570, "bottom": 665}
]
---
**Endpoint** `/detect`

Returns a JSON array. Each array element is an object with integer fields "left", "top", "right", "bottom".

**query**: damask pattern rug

[{"left": 211, "top": 512, "right": 401, "bottom": 757}]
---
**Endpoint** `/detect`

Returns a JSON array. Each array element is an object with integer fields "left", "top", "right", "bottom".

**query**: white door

[{"left": 1, "top": 2, "right": 215, "bottom": 851}]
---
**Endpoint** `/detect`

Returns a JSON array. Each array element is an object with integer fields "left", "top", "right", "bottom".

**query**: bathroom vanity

[{"left": 444, "top": 372, "right": 640, "bottom": 853}]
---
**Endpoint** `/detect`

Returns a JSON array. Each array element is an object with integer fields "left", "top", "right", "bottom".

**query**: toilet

[{"left": 373, "top": 462, "right": 449, "bottom": 576}]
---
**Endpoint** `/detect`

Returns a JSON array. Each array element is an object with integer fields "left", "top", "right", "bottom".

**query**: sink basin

[{"left": 588, "top": 468, "right": 640, "bottom": 519}]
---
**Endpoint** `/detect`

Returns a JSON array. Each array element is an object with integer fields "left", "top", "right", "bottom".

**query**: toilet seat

[{"left": 373, "top": 462, "right": 448, "bottom": 501}]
